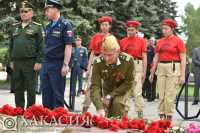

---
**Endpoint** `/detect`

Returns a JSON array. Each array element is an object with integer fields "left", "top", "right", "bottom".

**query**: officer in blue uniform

[
  {"left": 42, "top": 0, "right": 74, "bottom": 109},
  {"left": 69, "top": 36, "right": 88, "bottom": 110}
]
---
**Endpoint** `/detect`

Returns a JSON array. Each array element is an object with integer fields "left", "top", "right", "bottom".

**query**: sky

[
  {"left": 174, "top": 0, "right": 200, "bottom": 15},
  {"left": 172, "top": 0, "right": 200, "bottom": 40}
]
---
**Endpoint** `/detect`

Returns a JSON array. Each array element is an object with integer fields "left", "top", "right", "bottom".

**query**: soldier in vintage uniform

[
  {"left": 9, "top": 1, "right": 43, "bottom": 108},
  {"left": 82, "top": 16, "right": 112, "bottom": 113},
  {"left": 42, "top": 0, "right": 74, "bottom": 109},
  {"left": 69, "top": 36, "right": 88, "bottom": 110},
  {"left": 150, "top": 19, "right": 186, "bottom": 120},
  {"left": 91, "top": 35, "right": 135, "bottom": 117},
  {"left": 120, "top": 20, "right": 147, "bottom": 118}
]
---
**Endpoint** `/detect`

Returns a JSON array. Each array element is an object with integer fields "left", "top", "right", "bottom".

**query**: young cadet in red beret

[
  {"left": 120, "top": 20, "right": 147, "bottom": 118},
  {"left": 82, "top": 16, "right": 112, "bottom": 113},
  {"left": 150, "top": 19, "right": 186, "bottom": 121}
]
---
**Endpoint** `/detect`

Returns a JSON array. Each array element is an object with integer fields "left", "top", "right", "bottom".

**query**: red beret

[
  {"left": 161, "top": 19, "right": 177, "bottom": 29},
  {"left": 126, "top": 20, "right": 141, "bottom": 28},
  {"left": 98, "top": 16, "right": 112, "bottom": 24}
]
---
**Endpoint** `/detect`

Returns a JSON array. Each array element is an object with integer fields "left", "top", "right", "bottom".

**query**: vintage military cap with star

[{"left": 20, "top": 1, "right": 34, "bottom": 10}]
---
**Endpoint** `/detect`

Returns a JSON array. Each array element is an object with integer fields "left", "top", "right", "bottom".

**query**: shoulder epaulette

[
  {"left": 61, "top": 19, "right": 70, "bottom": 25},
  {"left": 33, "top": 21, "right": 42, "bottom": 26},
  {"left": 12, "top": 22, "right": 20, "bottom": 26},
  {"left": 120, "top": 52, "right": 132, "bottom": 62},
  {"left": 94, "top": 56, "right": 103, "bottom": 63}
]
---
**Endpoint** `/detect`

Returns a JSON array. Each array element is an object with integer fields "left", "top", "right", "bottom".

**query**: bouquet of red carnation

[
  {"left": 120, "top": 115, "right": 129, "bottom": 129},
  {"left": 53, "top": 107, "right": 68, "bottom": 120},
  {"left": 144, "top": 120, "right": 172, "bottom": 133},
  {"left": 129, "top": 119, "right": 146, "bottom": 131},
  {"left": 0, "top": 104, "right": 24, "bottom": 116}
]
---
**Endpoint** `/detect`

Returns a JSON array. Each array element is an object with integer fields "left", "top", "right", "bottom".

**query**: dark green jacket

[
  {"left": 9, "top": 21, "right": 44, "bottom": 63},
  {"left": 90, "top": 52, "right": 136, "bottom": 110}
]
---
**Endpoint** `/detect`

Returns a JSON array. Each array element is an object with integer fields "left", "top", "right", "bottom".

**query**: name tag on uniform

[
  {"left": 52, "top": 30, "right": 61, "bottom": 37},
  {"left": 80, "top": 49, "right": 84, "bottom": 56},
  {"left": 26, "top": 29, "right": 34, "bottom": 35}
]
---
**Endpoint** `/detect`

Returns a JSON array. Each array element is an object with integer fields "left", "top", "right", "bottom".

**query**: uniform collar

[
  {"left": 20, "top": 21, "right": 32, "bottom": 28},
  {"left": 116, "top": 57, "right": 121, "bottom": 66},
  {"left": 48, "top": 16, "right": 63, "bottom": 28},
  {"left": 106, "top": 57, "right": 121, "bottom": 66}
]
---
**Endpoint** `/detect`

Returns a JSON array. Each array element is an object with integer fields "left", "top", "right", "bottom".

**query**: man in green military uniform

[
  {"left": 90, "top": 35, "right": 135, "bottom": 117},
  {"left": 9, "top": 1, "right": 43, "bottom": 108}
]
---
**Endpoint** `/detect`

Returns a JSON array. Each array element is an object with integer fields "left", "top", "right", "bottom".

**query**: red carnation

[
  {"left": 14, "top": 107, "right": 24, "bottom": 116},
  {"left": 110, "top": 119, "right": 120, "bottom": 132},
  {"left": 59, "top": 114, "right": 70, "bottom": 124},
  {"left": 110, "top": 123, "right": 119, "bottom": 131},
  {"left": 92, "top": 115, "right": 101, "bottom": 126},
  {"left": 83, "top": 112, "right": 93, "bottom": 120},
  {"left": 24, "top": 110, "right": 34, "bottom": 120},
  {"left": 129, "top": 119, "right": 139, "bottom": 129},
  {"left": 120, "top": 115, "right": 129, "bottom": 129},
  {"left": 1, "top": 104, "right": 15, "bottom": 116},
  {"left": 120, "top": 120, "right": 129, "bottom": 129},
  {"left": 138, "top": 119, "right": 146, "bottom": 130},
  {"left": 44, "top": 110, "right": 55, "bottom": 123},
  {"left": 97, "top": 118, "right": 109, "bottom": 129},
  {"left": 158, "top": 120, "right": 171, "bottom": 129},
  {"left": 122, "top": 115, "right": 129, "bottom": 122},
  {"left": 53, "top": 107, "right": 68, "bottom": 120}
]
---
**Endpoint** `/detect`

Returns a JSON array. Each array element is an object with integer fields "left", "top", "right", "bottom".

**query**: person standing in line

[
  {"left": 82, "top": 16, "right": 112, "bottom": 113},
  {"left": 120, "top": 20, "right": 147, "bottom": 118},
  {"left": 143, "top": 37, "right": 156, "bottom": 102},
  {"left": 9, "top": 1, "right": 43, "bottom": 108},
  {"left": 69, "top": 36, "right": 88, "bottom": 110},
  {"left": 42, "top": 0, "right": 74, "bottom": 109},
  {"left": 150, "top": 19, "right": 186, "bottom": 121}
]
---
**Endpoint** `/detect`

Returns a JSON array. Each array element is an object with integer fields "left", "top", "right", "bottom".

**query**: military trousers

[
  {"left": 156, "top": 62, "right": 180, "bottom": 116},
  {"left": 12, "top": 59, "right": 37, "bottom": 108},
  {"left": 132, "top": 60, "right": 145, "bottom": 112},
  {"left": 193, "top": 67, "right": 200, "bottom": 101},
  {"left": 41, "top": 60, "right": 66, "bottom": 110}
]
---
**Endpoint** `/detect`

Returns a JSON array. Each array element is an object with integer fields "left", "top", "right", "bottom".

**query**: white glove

[{"left": 97, "top": 109, "right": 105, "bottom": 117}]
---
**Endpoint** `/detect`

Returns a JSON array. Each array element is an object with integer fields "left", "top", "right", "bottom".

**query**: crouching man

[{"left": 90, "top": 35, "right": 135, "bottom": 117}]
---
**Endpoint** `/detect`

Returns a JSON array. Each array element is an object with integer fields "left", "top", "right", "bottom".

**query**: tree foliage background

[
  {"left": 0, "top": 0, "right": 178, "bottom": 64},
  {"left": 182, "top": 3, "right": 200, "bottom": 56}
]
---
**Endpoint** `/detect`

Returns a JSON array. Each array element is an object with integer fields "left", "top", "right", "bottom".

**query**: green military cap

[
  {"left": 45, "top": 0, "right": 62, "bottom": 9},
  {"left": 102, "top": 35, "right": 120, "bottom": 51},
  {"left": 20, "top": 1, "right": 34, "bottom": 10}
]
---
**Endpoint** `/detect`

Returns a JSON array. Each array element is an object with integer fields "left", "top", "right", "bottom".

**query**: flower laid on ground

[
  {"left": 144, "top": 120, "right": 172, "bottom": 133},
  {"left": 0, "top": 104, "right": 24, "bottom": 116},
  {"left": 186, "top": 122, "right": 200, "bottom": 133},
  {"left": 0, "top": 104, "right": 187, "bottom": 132}
]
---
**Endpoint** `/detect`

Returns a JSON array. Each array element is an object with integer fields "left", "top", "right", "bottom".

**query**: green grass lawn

[
  {"left": 0, "top": 80, "right": 8, "bottom": 85},
  {"left": 178, "top": 85, "right": 194, "bottom": 97}
]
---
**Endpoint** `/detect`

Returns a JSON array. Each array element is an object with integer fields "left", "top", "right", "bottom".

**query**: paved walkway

[{"left": 0, "top": 71, "right": 199, "bottom": 132}]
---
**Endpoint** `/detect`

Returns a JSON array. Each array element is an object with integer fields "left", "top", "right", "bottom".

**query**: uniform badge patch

[{"left": 67, "top": 30, "right": 73, "bottom": 37}]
